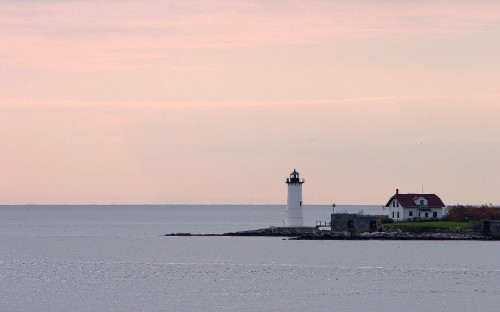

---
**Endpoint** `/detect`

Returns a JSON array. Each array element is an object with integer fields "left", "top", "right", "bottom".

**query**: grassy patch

[{"left": 385, "top": 221, "right": 473, "bottom": 229}]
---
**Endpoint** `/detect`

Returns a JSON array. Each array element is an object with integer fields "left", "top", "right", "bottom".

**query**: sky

[{"left": 1, "top": 0, "right": 499, "bottom": 205}]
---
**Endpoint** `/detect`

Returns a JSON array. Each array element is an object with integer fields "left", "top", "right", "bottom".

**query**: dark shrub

[
  {"left": 379, "top": 215, "right": 394, "bottom": 224},
  {"left": 444, "top": 205, "right": 500, "bottom": 222}
]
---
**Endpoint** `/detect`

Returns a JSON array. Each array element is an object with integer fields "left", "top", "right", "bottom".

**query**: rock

[{"left": 165, "top": 228, "right": 495, "bottom": 240}]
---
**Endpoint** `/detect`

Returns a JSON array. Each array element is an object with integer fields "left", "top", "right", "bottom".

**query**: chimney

[{"left": 396, "top": 188, "right": 399, "bottom": 195}]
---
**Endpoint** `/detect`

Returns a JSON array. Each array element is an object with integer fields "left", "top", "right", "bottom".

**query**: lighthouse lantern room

[{"left": 285, "top": 169, "right": 305, "bottom": 227}]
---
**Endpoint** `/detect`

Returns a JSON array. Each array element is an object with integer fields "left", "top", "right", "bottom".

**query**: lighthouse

[{"left": 285, "top": 169, "right": 305, "bottom": 227}]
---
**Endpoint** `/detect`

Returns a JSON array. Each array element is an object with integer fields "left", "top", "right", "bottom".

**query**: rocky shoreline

[{"left": 165, "top": 227, "right": 497, "bottom": 240}]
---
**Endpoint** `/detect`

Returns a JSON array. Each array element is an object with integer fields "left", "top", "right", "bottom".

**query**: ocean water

[{"left": 1, "top": 205, "right": 499, "bottom": 312}]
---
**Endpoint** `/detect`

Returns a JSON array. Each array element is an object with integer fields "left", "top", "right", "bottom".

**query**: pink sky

[{"left": 1, "top": 0, "right": 499, "bottom": 204}]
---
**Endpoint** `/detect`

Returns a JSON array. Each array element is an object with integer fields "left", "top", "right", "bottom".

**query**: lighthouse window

[{"left": 299, "top": 201, "right": 302, "bottom": 207}]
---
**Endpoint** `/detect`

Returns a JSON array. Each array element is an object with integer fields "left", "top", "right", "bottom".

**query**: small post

[{"left": 332, "top": 203, "right": 336, "bottom": 214}]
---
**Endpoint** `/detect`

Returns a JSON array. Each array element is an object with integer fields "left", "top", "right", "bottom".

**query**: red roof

[{"left": 385, "top": 193, "right": 445, "bottom": 208}]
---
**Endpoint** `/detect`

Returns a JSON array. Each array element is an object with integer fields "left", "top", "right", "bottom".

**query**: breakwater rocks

[
  {"left": 165, "top": 227, "right": 496, "bottom": 240},
  {"left": 292, "top": 231, "right": 492, "bottom": 240},
  {"left": 225, "top": 227, "right": 323, "bottom": 237}
]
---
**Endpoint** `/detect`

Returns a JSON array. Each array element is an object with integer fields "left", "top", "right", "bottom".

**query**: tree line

[{"left": 444, "top": 205, "right": 500, "bottom": 222}]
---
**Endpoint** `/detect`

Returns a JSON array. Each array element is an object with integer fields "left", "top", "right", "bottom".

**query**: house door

[
  {"left": 483, "top": 221, "right": 491, "bottom": 231},
  {"left": 347, "top": 219, "right": 354, "bottom": 233}
]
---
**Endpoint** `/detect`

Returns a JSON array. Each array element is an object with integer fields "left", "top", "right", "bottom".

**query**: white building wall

[
  {"left": 388, "top": 199, "right": 404, "bottom": 221},
  {"left": 388, "top": 207, "right": 404, "bottom": 221},
  {"left": 286, "top": 183, "right": 303, "bottom": 227},
  {"left": 432, "top": 208, "right": 444, "bottom": 219},
  {"left": 403, "top": 209, "right": 417, "bottom": 220},
  {"left": 417, "top": 208, "right": 443, "bottom": 220}
]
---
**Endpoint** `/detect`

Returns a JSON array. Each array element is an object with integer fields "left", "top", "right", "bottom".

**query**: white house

[{"left": 385, "top": 189, "right": 446, "bottom": 221}]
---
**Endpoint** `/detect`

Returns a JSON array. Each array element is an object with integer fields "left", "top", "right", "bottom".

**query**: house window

[
  {"left": 393, "top": 201, "right": 396, "bottom": 207},
  {"left": 392, "top": 212, "right": 395, "bottom": 218},
  {"left": 420, "top": 199, "right": 424, "bottom": 208},
  {"left": 397, "top": 212, "right": 400, "bottom": 218},
  {"left": 433, "top": 211, "right": 437, "bottom": 218},
  {"left": 425, "top": 212, "right": 429, "bottom": 218},
  {"left": 409, "top": 211, "right": 413, "bottom": 217}
]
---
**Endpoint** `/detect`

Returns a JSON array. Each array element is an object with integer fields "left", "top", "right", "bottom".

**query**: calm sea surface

[{"left": 1, "top": 205, "right": 499, "bottom": 312}]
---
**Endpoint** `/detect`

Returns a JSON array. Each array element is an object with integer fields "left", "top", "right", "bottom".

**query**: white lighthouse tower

[{"left": 285, "top": 169, "right": 305, "bottom": 227}]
